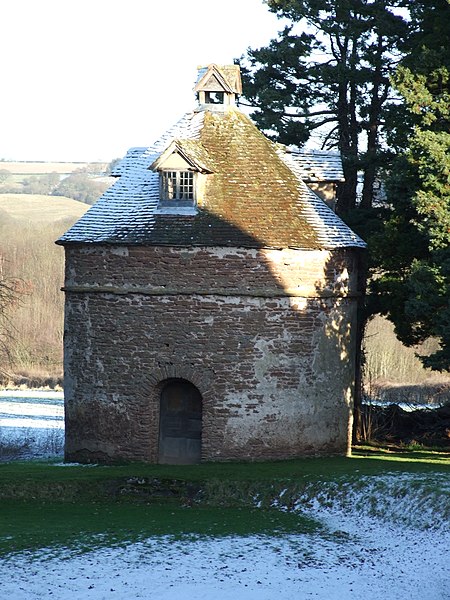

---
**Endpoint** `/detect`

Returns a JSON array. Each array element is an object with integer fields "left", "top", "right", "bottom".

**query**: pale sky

[{"left": 2, "top": 0, "right": 284, "bottom": 163}]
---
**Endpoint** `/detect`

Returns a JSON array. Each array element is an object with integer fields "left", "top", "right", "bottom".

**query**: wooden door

[{"left": 158, "top": 380, "right": 202, "bottom": 464}]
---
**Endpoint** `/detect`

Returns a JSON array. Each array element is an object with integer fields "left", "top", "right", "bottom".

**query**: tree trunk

[
  {"left": 360, "top": 34, "right": 386, "bottom": 210},
  {"left": 352, "top": 249, "right": 369, "bottom": 445},
  {"left": 336, "top": 36, "right": 359, "bottom": 215}
]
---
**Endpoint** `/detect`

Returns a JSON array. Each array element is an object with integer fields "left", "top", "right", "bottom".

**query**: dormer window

[
  {"left": 160, "top": 170, "right": 195, "bottom": 203},
  {"left": 150, "top": 139, "right": 214, "bottom": 215}
]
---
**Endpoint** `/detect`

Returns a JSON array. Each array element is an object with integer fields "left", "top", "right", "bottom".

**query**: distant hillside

[
  {"left": 0, "top": 193, "right": 89, "bottom": 223},
  {"left": 0, "top": 195, "right": 88, "bottom": 388},
  {"left": 0, "top": 161, "right": 114, "bottom": 205},
  {"left": 0, "top": 161, "right": 108, "bottom": 175}
]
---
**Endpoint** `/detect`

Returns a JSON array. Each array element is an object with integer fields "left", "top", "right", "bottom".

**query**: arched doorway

[{"left": 158, "top": 379, "right": 202, "bottom": 464}]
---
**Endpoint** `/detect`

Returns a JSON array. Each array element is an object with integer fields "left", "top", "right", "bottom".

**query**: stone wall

[
  {"left": 63, "top": 244, "right": 363, "bottom": 463},
  {"left": 64, "top": 245, "right": 361, "bottom": 297}
]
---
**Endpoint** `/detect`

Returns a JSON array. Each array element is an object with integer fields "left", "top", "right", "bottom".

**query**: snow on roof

[
  {"left": 110, "top": 148, "right": 147, "bottom": 177},
  {"left": 58, "top": 108, "right": 365, "bottom": 250},
  {"left": 282, "top": 148, "right": 345, "bottom": 182}
]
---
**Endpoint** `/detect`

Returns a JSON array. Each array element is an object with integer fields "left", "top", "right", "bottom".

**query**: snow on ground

[
  {"left": 0, "top": 390, "right": 64, "bottom": 460},
  {"left": 1, "top": 508, "right": 448, "bottom": 600},
  {"left": 0, "top": 391, "right": 449, "bottom": 599}
]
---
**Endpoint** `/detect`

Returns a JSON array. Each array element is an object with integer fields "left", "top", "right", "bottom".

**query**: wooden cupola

[{"left": 194, "top": 64, "right": 242, "bottom": 107}]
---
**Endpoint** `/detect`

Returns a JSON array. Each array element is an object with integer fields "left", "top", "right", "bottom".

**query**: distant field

[
  {"left": 0, "top": 193, "right": 89, "bottom": 222},
  {"left": 0, "top": 161, "right": 107, "bottom": 175}
]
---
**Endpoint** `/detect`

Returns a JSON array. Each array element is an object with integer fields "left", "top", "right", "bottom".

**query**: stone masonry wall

[
  {"left": 63, "top": 245, "right": 363, "bottom": 463},
  {"left": 64, "top": 245, "right": 361, "bottom": 298}
]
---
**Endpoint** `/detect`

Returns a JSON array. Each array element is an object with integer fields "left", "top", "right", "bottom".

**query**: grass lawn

[
  {"left": 0, "top": 500, "right": 320, "bottom": 556},
  {"left": 0, "top": 449, "right": 448, "bottom": 557},
  {"left": 0, "top": 446, "right": 448, "bottom": 485}
]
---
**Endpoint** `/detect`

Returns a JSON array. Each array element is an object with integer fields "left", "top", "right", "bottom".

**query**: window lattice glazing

[{"left": 161, "top": 171, "right": 194, "bottom": 201}]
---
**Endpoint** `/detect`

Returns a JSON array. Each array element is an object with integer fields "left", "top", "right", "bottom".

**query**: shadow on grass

[{"left": 0, "top": 500, "right": 320, "bottom": 557}]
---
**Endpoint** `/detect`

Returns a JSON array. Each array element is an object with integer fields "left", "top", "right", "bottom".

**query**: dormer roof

[{"left": 150, "top": 139, "right": 214, "bottom": 174}]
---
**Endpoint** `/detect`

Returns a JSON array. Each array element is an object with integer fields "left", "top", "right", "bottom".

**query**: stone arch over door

[{"left": 158, "top": 378, "right": 203, "bottom": 464}]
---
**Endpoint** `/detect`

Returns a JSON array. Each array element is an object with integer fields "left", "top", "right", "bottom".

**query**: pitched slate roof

[
  {"left": 280, "top": 149, "right": 345, "bottom": 182},
  {"left": 58, "top": 108, "right": 365, "bottom": 250}
]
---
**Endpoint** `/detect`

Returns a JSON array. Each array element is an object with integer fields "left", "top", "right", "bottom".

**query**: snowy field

[
  {"left": 0, "top": 390, "right": 64, "bottom": 460},
  {"left": 0, "top": 390, "right": 449, "bottom": 599}
]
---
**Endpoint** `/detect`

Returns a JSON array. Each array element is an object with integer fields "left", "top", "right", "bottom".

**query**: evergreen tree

[
  {"left": 239, "top": 0, "right": 410, "bottom": 213},
  {"left": 371, "top": 0, "right": 450, "bottom": 370}
]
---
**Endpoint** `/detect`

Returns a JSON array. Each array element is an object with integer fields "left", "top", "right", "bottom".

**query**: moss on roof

[{"left": 196, "top": 110, "right": 318, "bottom": 247}]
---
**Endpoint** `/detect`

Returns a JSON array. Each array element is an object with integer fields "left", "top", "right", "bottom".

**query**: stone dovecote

[{"left": 57, "top": 64, "right": 366, "bottom": 464}]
